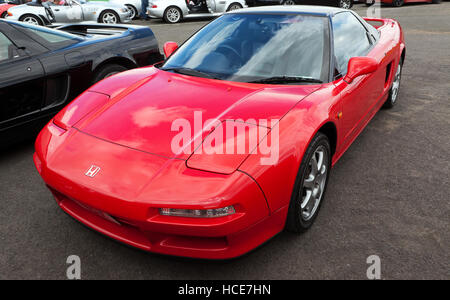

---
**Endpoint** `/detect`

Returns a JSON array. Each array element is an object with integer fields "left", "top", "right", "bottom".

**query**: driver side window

[
  {"left": 0, "top": 33, "right": 14, "bottom": 63},
  {"left": 332, "top": 12, "right": 372, "bottom": 76}
]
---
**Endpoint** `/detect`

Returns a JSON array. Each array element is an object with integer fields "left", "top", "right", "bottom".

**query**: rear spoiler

[{"left": 363, "top": 17, "right": 395, "bottom": 29}]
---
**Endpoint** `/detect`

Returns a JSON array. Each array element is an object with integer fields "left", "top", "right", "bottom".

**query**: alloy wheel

[{"left": 300, "top": 145, "right": 329, "bottom": 221}]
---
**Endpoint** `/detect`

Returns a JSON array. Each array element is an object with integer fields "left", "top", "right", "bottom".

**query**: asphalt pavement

[{"left": 0, "top": 3, "right": 449, "bottom": 279}]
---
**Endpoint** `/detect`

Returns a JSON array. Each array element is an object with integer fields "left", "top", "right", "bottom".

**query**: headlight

[{"left": 159, "top": 206, "right": 235, "bottom": 218}]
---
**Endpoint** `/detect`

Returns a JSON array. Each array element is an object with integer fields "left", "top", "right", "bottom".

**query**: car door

[
  {"left": 0, "top": 27, "right": 45, "bottom": 133},
  {"left": 331, "top": 12, "right": 385, "bottom": 147},
  {"left": 51, "top": 1, "right": 83, "bottom": 23}
]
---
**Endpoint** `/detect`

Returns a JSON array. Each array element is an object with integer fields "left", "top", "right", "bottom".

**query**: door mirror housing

[
  {"left": 344, "top": 57, "right": 378, "bottom": 84},
  {"left": 163, "top": 42, "right": 179, "bottom": 58}
]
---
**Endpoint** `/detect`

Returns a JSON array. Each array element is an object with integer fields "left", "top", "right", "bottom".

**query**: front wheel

[
  {"left": 338, "top": 0, "right": 353, "bottom": 9},
  {"left": 282, "top": 0, "right": 296, "bottom": 5},
  {"left": 383, "top": 60, "right": 403, "bottom": 109},
  {"left": 163, "top": 6, "right": 182, "bottom": 24},
  {"left": 227, "top": 3, "right": 243, "bottom": 11},
  {"left": 99, "top": 10, "right": 120, "bottom": 24},
  {"left": 19, "top": 14, "right": 43, "bottom": 26},
  {"left": 286, "top": 133, "right": 331, "bottom": 233},
  {"left": 126, "top": 5, "right": 138, "bottom": 20},
  {"left": 392, "top": 0, "right": 404, "bottom": 6}
]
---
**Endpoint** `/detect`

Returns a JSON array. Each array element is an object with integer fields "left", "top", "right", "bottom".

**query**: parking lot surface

[{"left": 0, "top": 3, "right": 449, "bottom": 279}]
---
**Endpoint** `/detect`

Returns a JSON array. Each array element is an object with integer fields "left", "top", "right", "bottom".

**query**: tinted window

[
  {"left": 332, "top": 12, "right": 372, "bottom": 75},
  {"left": 163, "top": 13, "right": 329, "bottom": 83},
  {"left": 13, "top": 22, "right": 81, "bottom": 49},
  {"left": 0, "top": 33, "right": 13, "bottom": 63}
]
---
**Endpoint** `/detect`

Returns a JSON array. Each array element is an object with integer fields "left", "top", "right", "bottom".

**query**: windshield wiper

[
  {"left": 162, "top": 67, "right": 220, "bottom": 80},
  {"left": 248, "top": 76, "right": 323, "bottom": 84}
]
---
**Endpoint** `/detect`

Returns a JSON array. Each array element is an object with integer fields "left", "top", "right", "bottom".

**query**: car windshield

[{"left": 162, "top": 13, "right": 330, "bottom": 84}]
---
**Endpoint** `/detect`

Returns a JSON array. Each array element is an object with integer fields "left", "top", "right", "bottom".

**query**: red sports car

[
  {"left": 34, "top": 6, "right": 405, "bottom": 259},
  {"left": 0, "top": 0, "right": 25, "bottom": 18}
]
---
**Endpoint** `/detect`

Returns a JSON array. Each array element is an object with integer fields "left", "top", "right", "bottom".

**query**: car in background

[
  {"left": 90, "top": 0, "right": 142, "bottom": 19},
  {"left": 246, "top": 0, "right": 354, "bottom": 9},
  {"left": 33, "top": 6, "right": 405, "bottom": 259},
  {"left": 0, "top": 0, "right": 27, "bottom": 19},
  {"left": 0, "top": 19, "right": 162, "bottom": 145},
  {"left": 6, "top": 0, "right": 132, "bottom": 25},
  {"left": 365, "top": 0, "right": 441, "bottom": 6},
  {"left": 147, "top": 0, "right": 247, "bottom": 23}
]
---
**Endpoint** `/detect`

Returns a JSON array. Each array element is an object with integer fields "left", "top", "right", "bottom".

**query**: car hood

[{"left": 76, "top": 68, "right": 320, "bottom": 160}]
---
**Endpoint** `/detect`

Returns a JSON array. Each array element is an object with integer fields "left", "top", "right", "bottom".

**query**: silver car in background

[
  {"left": 6, "top": 0, "right": 132, "bottom": 25},
  {"left": 107, "top": 0, "right": 142, "bottom": 19},
  {"left": 147, "top": 0, "right": 246, "bottom": 23}
]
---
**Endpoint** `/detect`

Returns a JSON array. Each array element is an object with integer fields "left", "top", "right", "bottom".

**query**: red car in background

[
  {"left": 34, "top": 6, "right": 406, "bottom": 259},
  {"left": 0, "top": 0, "right": 26, "bottom": 18},
  {"left": 365, "top": 0, "right": 441, "bottom": 6}
]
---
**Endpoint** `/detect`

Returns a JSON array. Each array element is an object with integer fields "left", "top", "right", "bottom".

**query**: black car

[
  {"left": 246, "top": 0, "right": 354, "bottom": 9},
  {"left": 0, "top": 20, "right": 162, "bottom": 145}
]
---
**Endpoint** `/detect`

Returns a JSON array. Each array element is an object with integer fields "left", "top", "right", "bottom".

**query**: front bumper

[{"left": 34, "top": 123, "right": 285, "bottom": 259}]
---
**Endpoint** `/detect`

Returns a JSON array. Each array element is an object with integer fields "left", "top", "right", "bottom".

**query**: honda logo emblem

[{"left": 85, "top": 165, "right": 101, "bottom": 178}]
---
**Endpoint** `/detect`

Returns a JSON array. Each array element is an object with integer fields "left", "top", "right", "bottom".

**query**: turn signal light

[{"left": 159, "top": 206, "right": 235, "bottom": 218}]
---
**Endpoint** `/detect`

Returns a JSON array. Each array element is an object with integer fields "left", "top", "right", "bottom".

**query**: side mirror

[
  {"left": 163, "top": 42, "right": 179, "bottom": 58},
  {"left": 344, "top": 57, "right": 378, "bottom": 84}
]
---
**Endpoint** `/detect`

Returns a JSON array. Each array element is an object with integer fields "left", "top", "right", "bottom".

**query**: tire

[
  {"left": 365, "top": 0, "right": 375, "bottom": 6},
  {"left": 338, "top": 0, "right": 353, "bottom": 9},
  {"left": 226, "top": 3, "right": 243, "bottom": 11},
  {"left": 383, "top": 59, "right": 403, "bottom": 109},
  {"left": 99, "top": 10, "right": 120, "bottom": 24},
  {"left": 432, "top": 0, "right": 441, "bottom": 3},
  {"left": 19, "top": 14, "right": 43, "bottom": 26},
  {"left": 126, "top": 4, "right": 138, "bottom": 20},
  {"left": 163, "top": 6, "right": 182, "bottom": 24},
  {"left": 282, "top": 0, "right": 296, "bottom": 5},
  {"left": 93, "top": 64, "right": 128, "bottom": 83},
  {"left": 1, "top": 11, "right": 8, "bottom": 19},
  {"left": 392, "top": 0, "right": 404, "bottom": 6},
  {"left": 286, "top": 133, "right": 332, "bottom": 233}
]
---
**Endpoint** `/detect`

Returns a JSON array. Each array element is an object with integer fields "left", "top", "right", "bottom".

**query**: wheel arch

[
  {"left": 92, "top": 56, "right": 138, "bottom": 75},
  {"left": 317, "top": 121, "right": 338, "bottom": 158}
]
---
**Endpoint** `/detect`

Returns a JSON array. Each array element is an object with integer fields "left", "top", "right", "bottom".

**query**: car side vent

[{"left": 385, "top": 62, "right": 393, "bottom": 85}]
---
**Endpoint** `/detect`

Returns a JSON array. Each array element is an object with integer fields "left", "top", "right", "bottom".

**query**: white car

[
  {"left": 147, "top": 0, "right": 247, "bottom": 23},
  {"left": 91, "top": 0, "right": 142, "bottom": 19},
  {"left": 6, "top": 0, "right": 132, "bottom": 25}
]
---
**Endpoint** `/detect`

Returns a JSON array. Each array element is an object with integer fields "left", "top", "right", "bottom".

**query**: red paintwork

[
  {"left": 0, "top": 4, "right": 15, "bottom": 18},
  {"left": 34, "top": 17, "right": 405, "bottom": 259}
]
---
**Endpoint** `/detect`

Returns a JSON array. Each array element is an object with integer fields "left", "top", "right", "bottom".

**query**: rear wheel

[
  {"left": 383, "top": 60, "right": 403, "bottom": 109},
  {"left": 19, "top": 14, "right": 43, "bottom": 26},
  {"left": 99, "top": 10, "right": 120, "bottom": 24},
  {"left": 286, "top": 133, "right": 331, "bottom": 233},
  {"left": 392, "top": 0, "right": 404, "bottom": 6},
  {"left": 227, "top": 3, "right": 243, "bottom": 11},
  {"left": 1, "top": 11, "right": 8, "bottom": 19},
  {"left": 163, "top": 6, "right": 182, "bottom": 24},
  {"left": 126, "top": 5, "right": 138, "bottom": 20},
  {"left": 93, "top": 64, "right": 128, "bottom": 83}
]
